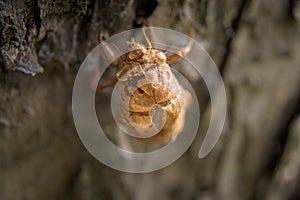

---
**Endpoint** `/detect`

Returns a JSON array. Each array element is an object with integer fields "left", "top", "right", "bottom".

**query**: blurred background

[{"left": 0, "top": 0, "right": 300, "bottom": 199}]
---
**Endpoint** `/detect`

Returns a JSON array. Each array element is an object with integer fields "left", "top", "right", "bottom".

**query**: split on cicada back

[{"left": 111, "top": 60, "right": 192, "bottom": 145}]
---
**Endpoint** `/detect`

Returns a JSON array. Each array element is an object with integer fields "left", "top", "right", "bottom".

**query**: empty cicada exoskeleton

[{"left": 98, "top": 28, "right": 193, "bottom": 145}]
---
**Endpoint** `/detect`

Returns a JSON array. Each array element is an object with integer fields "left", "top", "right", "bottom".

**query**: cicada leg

[
  {"left": 99, "top": 32, "right": 121, "bottom": 67},
  {"left": 96, "top": 32, "right": 123, "bottom": 91},
  {"left": 96, "top": 77, "right": 118, "bottom": 91},
  {"left": 167, "top": 29, "right": 194, "bottom": 65}
]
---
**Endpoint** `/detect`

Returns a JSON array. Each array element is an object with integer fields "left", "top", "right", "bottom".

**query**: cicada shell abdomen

[{"left": 117, "top": 62, "right": 191, "bottom": 144}]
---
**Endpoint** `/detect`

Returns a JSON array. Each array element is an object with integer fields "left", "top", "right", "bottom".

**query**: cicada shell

[{"left": 112, "top": 41, "right": 192, "bottom": 144}]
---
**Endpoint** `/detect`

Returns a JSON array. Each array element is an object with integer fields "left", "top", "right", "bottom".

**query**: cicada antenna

[{"left": 143, "top": 27, "right": 152, "bottom": 49}]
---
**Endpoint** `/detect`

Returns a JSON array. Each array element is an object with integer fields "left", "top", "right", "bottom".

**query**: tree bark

[{"left": 0, "top": 0, "right": 299, "bottom": 200}]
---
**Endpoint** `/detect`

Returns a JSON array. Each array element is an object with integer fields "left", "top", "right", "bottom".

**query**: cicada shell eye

[{"left": 155, "top": 52, "right": 167, "bottom": 64}]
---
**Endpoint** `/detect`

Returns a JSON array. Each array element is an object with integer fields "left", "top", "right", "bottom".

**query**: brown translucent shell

[
  {"left": 117, "top": 62, "right": 191, "bottom": 144},
  {"left": 128, "top": 83, "right": 182, "bottom": 144}
]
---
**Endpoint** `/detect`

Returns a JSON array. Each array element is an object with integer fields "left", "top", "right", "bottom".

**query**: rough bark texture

[{"left": 0, "top": 0, "right": 300, "bottom": 200}]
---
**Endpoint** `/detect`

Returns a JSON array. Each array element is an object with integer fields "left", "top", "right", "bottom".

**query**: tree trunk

[{"left": 0, "top": 0, "right": 299, "bottom": 199}]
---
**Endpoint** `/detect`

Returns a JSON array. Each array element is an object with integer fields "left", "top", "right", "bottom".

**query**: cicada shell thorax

[{"left": 115, "top": 47, "right": 191, "bottom": 144}]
